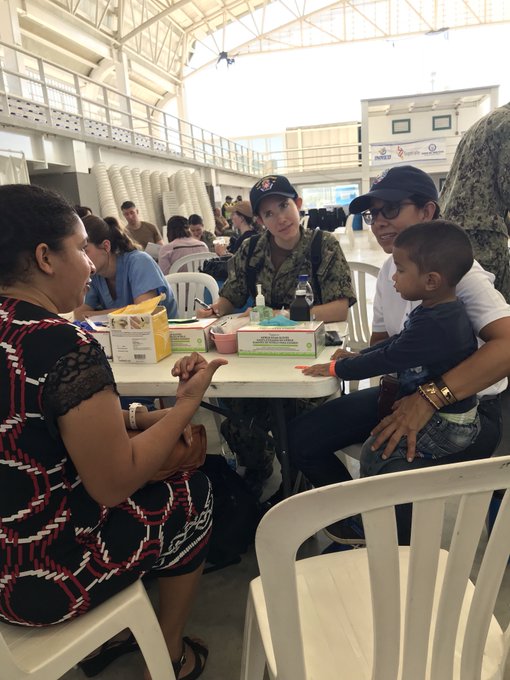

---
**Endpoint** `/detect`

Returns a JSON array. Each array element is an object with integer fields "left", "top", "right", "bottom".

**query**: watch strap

[{"left": 128, "top": 402, "right": 143, "bottom": 430}]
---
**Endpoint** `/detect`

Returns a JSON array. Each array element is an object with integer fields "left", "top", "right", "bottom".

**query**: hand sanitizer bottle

[{"left": 250, "top": 284, "right": 272, "bottom": 323}]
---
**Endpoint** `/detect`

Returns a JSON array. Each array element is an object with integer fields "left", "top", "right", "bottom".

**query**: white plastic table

[{"left": 112, "top": 344, "right": 344, "bottom": 496}]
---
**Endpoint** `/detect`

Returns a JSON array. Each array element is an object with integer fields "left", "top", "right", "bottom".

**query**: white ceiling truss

[{"left": 15, "top": 0, "right": 510, "bottom": 104}]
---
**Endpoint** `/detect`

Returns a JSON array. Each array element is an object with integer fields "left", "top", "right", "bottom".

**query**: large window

[{"left": 302, "top": 184, "right": 359, "bottom": 209}]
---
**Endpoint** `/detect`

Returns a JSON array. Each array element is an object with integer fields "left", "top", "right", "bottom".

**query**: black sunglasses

[{"left": 361, "top": 201, "right": 415, "bottom": 225}]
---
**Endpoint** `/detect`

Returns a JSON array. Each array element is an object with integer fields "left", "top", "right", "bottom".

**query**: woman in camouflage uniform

[
  {"left": 440, "top": 102, "right": 510, "bottom": 302},
  {"left": 198, "top": 175, "right": 355, "bottom": 496}
]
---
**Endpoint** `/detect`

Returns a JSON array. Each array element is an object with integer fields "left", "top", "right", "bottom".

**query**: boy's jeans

[{"left": 361, "top": 412, "right": 481, "bottom": 478}]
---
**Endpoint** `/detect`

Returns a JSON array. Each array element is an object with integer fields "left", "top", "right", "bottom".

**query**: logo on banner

[
  {"left": 371, "top": 138, "right": 446, "bottom": 165},
  {"left": 374, "top": 147, "right": 391, "bottom": 161}
]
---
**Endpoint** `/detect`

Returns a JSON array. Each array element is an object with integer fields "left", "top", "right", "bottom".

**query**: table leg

[{"left": 273, "top": 398, "right": 292, "bottom": 498}]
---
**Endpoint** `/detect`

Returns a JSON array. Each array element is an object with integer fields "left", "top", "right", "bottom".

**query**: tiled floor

[{"left": 61, "top": 236, "right": 510, "bottom": 679}]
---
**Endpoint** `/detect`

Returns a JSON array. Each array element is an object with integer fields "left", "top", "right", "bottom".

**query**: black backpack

[
  {"left": 245, "top": 228, "right": 323, "bottom": 304},
  {"left": 200, "top": 255, "right": 231, "bottom": 282},
  {"left": 201, "top": 455, "right": 262, "bottom": 572}
]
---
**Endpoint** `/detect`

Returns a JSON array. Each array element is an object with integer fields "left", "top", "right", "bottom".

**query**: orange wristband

[{"left": 329, "top": 360, "right": 337, "bottom": 377}]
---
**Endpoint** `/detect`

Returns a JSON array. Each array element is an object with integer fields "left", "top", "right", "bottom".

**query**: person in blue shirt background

[{"left": 74, "top": 214, "right": 177, "bottom": 320}]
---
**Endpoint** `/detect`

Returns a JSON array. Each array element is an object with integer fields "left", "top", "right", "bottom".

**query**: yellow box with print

[{"left": 108, "top": 295, "right": 171, "bottom": 363}]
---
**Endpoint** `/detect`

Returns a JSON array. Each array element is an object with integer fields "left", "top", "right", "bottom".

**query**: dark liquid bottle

[{"left": 289, "top": 290, "right": 311, "bottom": 321}]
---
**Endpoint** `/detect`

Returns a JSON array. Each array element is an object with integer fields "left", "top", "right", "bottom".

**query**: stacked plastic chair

[
  {"left": 174, "top": 170, "right": 193, "bottom": 217},
  {"left": 162, "top": 190, "right": 180, "bottom": 223},
  {"left": 120, "top": 165, "right": 139, "bottom": 209},
  {"left": 140, "top": 169, "right": 158, "bottom": 226},
  {"left": 108, "top": 165, "right": 129, "bottom": 215},
  {"left": 150, "top": 171, "right": 165, "bottom": 228},
  {"left": 191, "top": 170, "right": 215, "bottom": 234},
  {"left": 130, "top": 167, "right": 149, "bottom": 221},
  {"left": 92, "top": 162, "right": 118, "bottom": 220},
  {"left": 91, "top": 163, "right": 215, "bottom": 236}
]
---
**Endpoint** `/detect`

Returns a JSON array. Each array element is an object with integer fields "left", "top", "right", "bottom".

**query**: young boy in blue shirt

[{"left": 303, "top": 220, "right": 480, "bottom": 475}]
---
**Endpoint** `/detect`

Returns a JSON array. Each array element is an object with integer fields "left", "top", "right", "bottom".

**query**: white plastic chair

[
  {"left": 345, "top": 260, "right": 380, "bottom": 354},
  {"left": 0, "top": 579, "right": 174, "bottom": 680},
  {"left": 241, "top": 455, "right": 510, "bottom": 680},
  {"left": 165, "top": 272, "right": 219, "bottom": 318},
  {"left": 168, "top": 251, "right": 216, "bottom": 274},
  {"left": 344, "top": 213, "right": 356, "bottom": 248},
  {"left": 345, "top": 261, "right": 380, "bottom": 392},
  {"left": 165, "top": 271, "right": 228, "bottom": 453},
  {"left": 334, "top": 261, "right": 381, "bottom": 474},
  {"left": 336, "top": 261, "right": 379, "bottom": 477},
  {"left": 287, "top": 262, "right": 375, "bottom": 477}
]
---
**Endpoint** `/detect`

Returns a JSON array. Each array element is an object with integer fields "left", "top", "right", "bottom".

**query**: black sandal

[
  {"left": 78, "top": 632, "right": 138, "bottom": 677},
  {"left": 172, "top": 637, "right": 209, "bottom": 680}
]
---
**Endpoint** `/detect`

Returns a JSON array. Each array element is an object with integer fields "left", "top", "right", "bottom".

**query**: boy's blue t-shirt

[{"left": 85, "top": 250, "right": 178, "bottom": 319}]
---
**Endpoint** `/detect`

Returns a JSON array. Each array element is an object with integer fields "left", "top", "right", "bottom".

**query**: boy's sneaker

[{"left": 323, "top": 515, "right": 366, "bottom": 546}]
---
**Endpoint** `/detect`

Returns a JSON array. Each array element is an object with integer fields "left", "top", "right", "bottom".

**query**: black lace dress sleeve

[{"left": 42, "top": 341, "right": 118, "bottom": 438}]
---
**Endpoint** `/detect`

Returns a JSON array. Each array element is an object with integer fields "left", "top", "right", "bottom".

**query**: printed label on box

[
  {"left": 237, "top": 321, "right": 325, "bottom": 357},
  {"left": 168, "top": 318, "right": 215, "bottom": 352}
]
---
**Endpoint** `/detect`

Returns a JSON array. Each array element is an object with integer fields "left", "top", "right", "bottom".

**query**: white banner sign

[{"left": 370, "top": 139, "right": 446, "bottom": 166}]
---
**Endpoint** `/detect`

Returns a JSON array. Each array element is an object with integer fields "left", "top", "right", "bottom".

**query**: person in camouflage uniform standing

[
  {"left": 440, "top": 102, "right": 510, "bottom": 302},
  {"left": 197, "top": 175, "right": 355, "bottom": 496}
]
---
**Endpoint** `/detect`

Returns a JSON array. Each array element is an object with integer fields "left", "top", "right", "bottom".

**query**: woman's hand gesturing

[{"left": 172, "top": 352, "right": 228, "bottom": 402}]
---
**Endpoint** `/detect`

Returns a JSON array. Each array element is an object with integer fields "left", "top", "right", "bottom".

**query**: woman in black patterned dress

[{"left": 0, "top": 184, "right": 225, "bottom": 679}]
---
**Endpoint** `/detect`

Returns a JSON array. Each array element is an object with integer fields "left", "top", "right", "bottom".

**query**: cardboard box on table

[
  {"left": 237, "top": 320, "right": 325, "bottom": 357},
  {"left": 89, "top": 328, "right": 113, "bottom": 360},
  {"left": 80, "top": 315, "right": 113, "bottom": 360},
  {"left": 108, "top": 296, "right": 171, "bottom": 363},
  {"left": 168, "top": 318, "right": 217, "bottom": 352}
]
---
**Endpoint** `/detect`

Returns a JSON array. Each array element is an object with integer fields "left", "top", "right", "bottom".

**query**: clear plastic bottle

[{"left": 297, "top": 274, "right": 314, "bottom": 307}]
